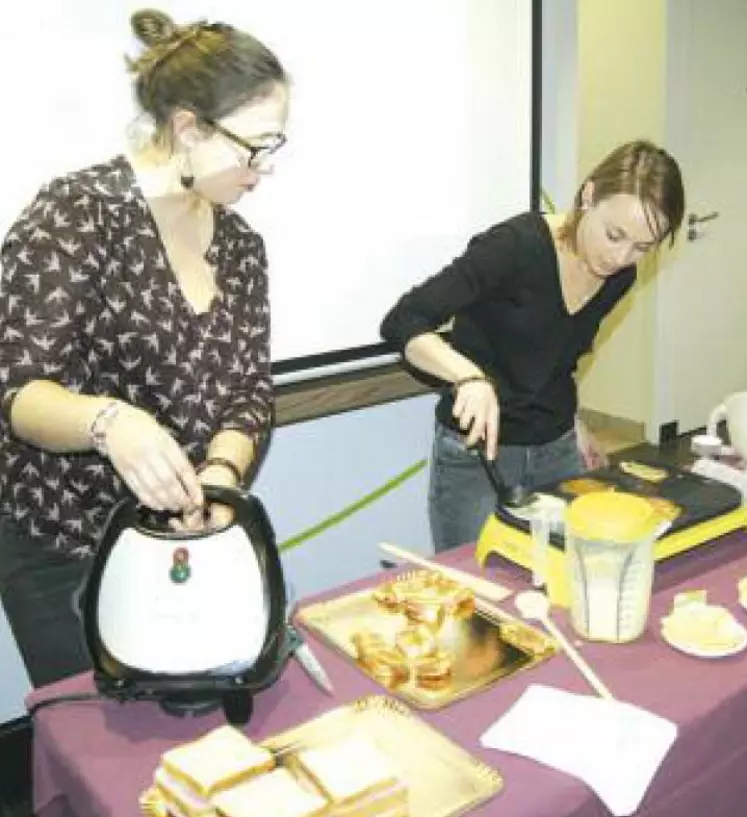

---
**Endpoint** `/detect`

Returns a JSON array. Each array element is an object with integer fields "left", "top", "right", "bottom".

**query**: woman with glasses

[
  {"left": 0, "top": 8, "right": 288, "bottom": 686},
  {"left": 381, "top": 141, "right": 685, "bottom": 554}
]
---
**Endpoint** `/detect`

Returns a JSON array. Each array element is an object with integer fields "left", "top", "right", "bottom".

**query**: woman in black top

[
  {"left": 0, "top": 9, "right": 288, "bottom": 685},
  {"left": 381, "top": 141, "right": 685, "bottom": 553}
]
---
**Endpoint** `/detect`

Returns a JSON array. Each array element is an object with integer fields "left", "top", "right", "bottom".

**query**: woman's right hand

[
  {"left": 102, "top": 405, "right": 204, "bottom": 513},
  {"left": 452, "top": 379, "right": 500, "bottom": 460}
]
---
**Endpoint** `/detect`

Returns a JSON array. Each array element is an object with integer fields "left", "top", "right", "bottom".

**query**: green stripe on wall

[
  {"left": 540, "top": 188, "right": 557, "bottom": 214},
  {"left": 278, "top": 459, "right": 428, "bottom": 552}
]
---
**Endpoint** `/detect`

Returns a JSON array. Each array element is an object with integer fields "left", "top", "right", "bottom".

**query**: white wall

[
  {"left": 574, "top": 0, "right": 667, "bottom": 431},
  {"left": 256, "top": 395, "right": 437, "bottom": 599},
  {"left": 540, "top": 0, "right": 578, "bottom": 209},
  {"left": 0, "top": 0, "right": 534, "bottom": 370},
  {"left": 650, "top": 0, "right": 747, "bottom": 435},
  {"left": 539, "top": 0, "right": 667, "bottom": 434},
  {"left": 0, "top": 615, "right": 30, "bottom": 723}
]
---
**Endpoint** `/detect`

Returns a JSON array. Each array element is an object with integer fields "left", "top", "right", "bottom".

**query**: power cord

[
  {"left": 27, "top": 689, "right": 162, "bottom": 718},
  {"left": 27, "top": 692, "right": 112, "bottom": 718}
]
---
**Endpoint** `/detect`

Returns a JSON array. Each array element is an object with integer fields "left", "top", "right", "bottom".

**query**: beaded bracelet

[
  {"left": 89, "top": 401, "right": 121, "bottom": 456},
  {"left": 196, "top": 457, "right": 243, "bottom": 486},
  {"left": 451, "top": 374, "right": 495, "bottom": 398}
]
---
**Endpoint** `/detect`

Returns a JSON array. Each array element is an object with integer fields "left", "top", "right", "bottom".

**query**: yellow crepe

[{"left": 619, "top": 461, "right": 669, "bottom": 483}]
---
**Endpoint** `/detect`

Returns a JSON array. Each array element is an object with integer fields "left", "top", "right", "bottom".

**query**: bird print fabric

[{"left": 0, "top": 155, "right": 273, "bottom": 556}]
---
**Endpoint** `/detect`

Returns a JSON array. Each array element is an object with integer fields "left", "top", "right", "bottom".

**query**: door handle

[
  {"left": 687, "top": 211, "right": 719, "bottom": 241},
  {"left": 688, "top": 211, "right": 720, "bottom": 225}
]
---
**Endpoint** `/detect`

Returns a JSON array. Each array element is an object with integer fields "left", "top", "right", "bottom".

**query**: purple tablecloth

[{"left": 27, "top": 532, "right": 747, "bottom": 817}]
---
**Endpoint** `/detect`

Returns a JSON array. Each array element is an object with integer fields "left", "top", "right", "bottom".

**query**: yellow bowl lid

[{"left": 565, "top": 491, "right": 661, "bottom": 543}]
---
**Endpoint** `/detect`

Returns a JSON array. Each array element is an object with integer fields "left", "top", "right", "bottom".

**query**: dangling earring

[
  {"left": 180, "top": 152, "right": 195, "bottom": 189},
  {"left": 580, "top": 180, "right": 594, "bottom": 213}
]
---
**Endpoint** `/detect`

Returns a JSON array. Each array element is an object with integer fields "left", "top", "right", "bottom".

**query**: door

[{"left": 652, "top": 0, "right": 747, "bottom": 435}]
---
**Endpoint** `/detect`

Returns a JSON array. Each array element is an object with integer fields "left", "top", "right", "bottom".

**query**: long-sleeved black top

[{"left": 381, "top": 211, "right": 635, "bottom": 446}]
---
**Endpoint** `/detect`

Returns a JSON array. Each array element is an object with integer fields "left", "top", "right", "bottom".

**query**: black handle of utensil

[
  {"left": 475, "top": 445, "right": 509, "bottom": 505},
  {"left": 475, "top": 445, "right": 535, "bottom": 510}
]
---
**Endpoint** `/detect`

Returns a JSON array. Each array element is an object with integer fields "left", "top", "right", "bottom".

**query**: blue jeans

[{"left": 428, "top": 422, "right": 586, "bottom": 553}]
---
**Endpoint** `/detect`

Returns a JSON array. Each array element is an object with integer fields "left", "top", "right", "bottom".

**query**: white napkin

[{"left": 480, "top": 685, "right": 678, "bottom": 816}]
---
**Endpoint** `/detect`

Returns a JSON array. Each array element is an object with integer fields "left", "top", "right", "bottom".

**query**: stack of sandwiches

[
  {"left": 143, "top": 724, "right": 408, "bottom": 817},
  {"left": 351, "top": 628, "right": 453, "bottom": 691}
]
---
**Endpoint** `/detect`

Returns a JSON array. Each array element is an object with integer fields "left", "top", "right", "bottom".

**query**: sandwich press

[{"left": 81, "top": 485, "right": 295, "bottom": 724}]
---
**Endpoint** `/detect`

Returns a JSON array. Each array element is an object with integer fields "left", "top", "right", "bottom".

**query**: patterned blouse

[{"left": 0, "top": 155, "right": 273, "bottom": 557}]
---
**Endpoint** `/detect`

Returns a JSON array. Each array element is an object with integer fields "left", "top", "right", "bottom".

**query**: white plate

[{"left": 660, "top": 624, "right": 747, "bottom": 659}]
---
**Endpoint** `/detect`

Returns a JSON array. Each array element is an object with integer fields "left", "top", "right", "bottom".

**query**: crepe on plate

[{"left": 661, "top": 602, "right": 745, "bottom": 654}]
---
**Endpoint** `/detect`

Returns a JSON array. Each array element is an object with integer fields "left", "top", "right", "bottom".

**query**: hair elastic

[{"left": 196, "top": 457, "right": 243, "bottom": 486}]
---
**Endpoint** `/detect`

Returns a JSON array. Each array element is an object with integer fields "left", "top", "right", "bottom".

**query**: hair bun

[{"left": 131, "top": 8, "right": 179, "bottom": 47}]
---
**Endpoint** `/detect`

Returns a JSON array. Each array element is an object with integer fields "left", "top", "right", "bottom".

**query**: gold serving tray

[
  {"left": 298, "top": 574, "right": 557, "bottom": 709},
  {"left": 141, "top": 696, "right": 502, "bottom": 817},
  {"left": 265, "top": 695, "right": 502, "bottom": 817}
]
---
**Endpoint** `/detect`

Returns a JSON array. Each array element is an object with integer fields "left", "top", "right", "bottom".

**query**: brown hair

[
  {"left": 127, "top": 8, "right": 287, "bottom": 139},
  {"left": 559, "top": 140, "right": 685, "bottom": 249}
]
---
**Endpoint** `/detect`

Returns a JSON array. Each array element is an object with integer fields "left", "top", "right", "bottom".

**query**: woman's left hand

[
  {"left": 575, "top": 417, "right": 609, "bottom": 470},
  {"left": 172, "top": 463, "right": 237, "bottom": 532}
]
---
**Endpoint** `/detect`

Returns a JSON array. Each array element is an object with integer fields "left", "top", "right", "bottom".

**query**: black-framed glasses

[{"left": 204, "top": 118, "right": 287, "bottom": 167}]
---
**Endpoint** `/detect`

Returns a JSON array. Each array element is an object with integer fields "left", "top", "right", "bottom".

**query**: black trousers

[{"left": 0, "top": 516, "right": 91, "bottom": 688}]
